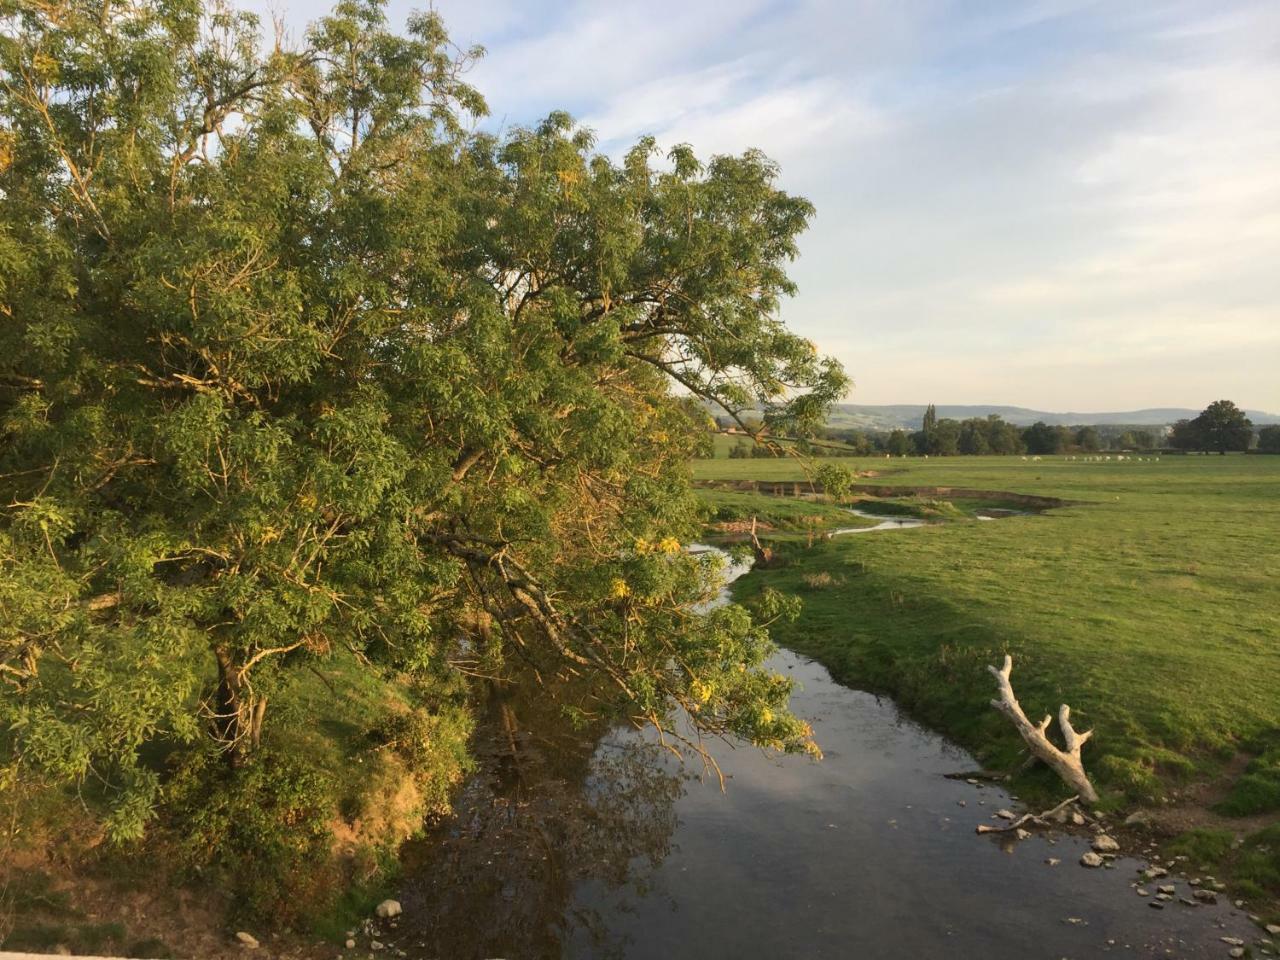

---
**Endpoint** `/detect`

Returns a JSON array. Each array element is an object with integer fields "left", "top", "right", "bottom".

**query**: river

[{"left": 391, "top": 527, "right": 1262, "bottom": 959}]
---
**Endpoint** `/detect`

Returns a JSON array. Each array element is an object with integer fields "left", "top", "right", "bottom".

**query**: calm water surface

[{"left": 393, "top": 540, "right": 1260, "bottom": 959}]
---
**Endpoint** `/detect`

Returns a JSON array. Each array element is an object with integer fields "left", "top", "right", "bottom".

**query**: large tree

[
  {"left": 0, "top": 0, "right": 844, "bottom": 839},
  {"left": 1191, "top": 400, "right": 1253, "bottom": 454}
]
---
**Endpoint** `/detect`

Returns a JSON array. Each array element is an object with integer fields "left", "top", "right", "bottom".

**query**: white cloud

[{"left": 250, "top": 0, "right": 1280, "bottom": 411}]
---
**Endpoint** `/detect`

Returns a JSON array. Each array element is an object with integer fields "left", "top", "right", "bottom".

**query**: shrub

[
  {"left": 162, "top": 748, "right": 340, "bottom": 924},
  {"left": 815, "top": 463, "right": 855, "bottom": 500}
]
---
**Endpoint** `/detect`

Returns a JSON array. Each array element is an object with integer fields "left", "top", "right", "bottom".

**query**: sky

[{"left": 254, "top": 0, "right": 1280, "bottom": 412}]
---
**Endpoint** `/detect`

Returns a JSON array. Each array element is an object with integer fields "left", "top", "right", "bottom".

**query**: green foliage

[
  {"left": 701, "top": 490, "right": 861, "bottom": 534},
  {"left": 815, "top": 462, "right": 855, "bottom": 500},
  {"left": 882, "top": 414, "right": 1026, "bottom": 457},
  {"left": 1258, "top": 425, "right": 1280, "bottom": 454},
  {"left": 163, "top": 747, "right": 339, "bottom": 923},
  {"left": 1022, "top": 420, "right": 1071, "bottom": 455},
  {"left": 1195, "top": 400, "right": 1254, "bottom": 453},
  {"left": 1171, "top": 400, "right": 1253, "bottom": 453},
  {"left": 1074, "top": 426, "right": 1100, "bottom": 451},
  {"left": 696, "top": 455, "right": 1280, "bottom": 811},
  {"left": 0, "top": 0, "right": 843, "bottom": 861},
  {"left": 368, "top": 702, "right": 475, "bottom": 816}
]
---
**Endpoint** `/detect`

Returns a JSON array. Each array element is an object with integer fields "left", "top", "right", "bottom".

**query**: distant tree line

[{"left": 714, "top": 399, "right": 1272, "bottom": 457}]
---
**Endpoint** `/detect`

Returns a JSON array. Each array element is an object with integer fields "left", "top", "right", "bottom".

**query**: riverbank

[{"left": 695, "top": 454, "right": 1280, "bottom": 917}]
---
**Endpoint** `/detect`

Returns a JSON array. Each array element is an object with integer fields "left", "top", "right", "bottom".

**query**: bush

[
  {"left": 162, "top": 748, "right": 340, "bottom": 924},
  {"left": 367, "top": 702, "right": 474, "bottom": 821},
  {"left": 815, "top": 463, "right": 855, "bottom": 500}
]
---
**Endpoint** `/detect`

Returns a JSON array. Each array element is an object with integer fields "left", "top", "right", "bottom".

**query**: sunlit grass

[{"left": 700, "top": 455, "right": 1280, "bottom": 814}]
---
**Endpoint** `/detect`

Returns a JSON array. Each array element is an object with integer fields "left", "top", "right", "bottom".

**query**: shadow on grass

[{"left": 730, "top": 539, "right": 1190, "bottom": 807}]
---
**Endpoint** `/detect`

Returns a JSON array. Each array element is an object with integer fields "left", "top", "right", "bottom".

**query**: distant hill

[{"left": 822, "top": 404, "right": 1280, "bottom": 432}]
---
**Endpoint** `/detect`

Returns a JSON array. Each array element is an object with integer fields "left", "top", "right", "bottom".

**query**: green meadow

[{"left": 695, "top": 453, "right": 1280, "bottom": 900}]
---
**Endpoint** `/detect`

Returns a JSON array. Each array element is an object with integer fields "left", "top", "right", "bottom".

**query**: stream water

[{"left": 392, "top": 526, "right": 1262, "bottom": 959}]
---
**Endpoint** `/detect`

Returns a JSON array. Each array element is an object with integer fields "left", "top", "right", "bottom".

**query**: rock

[
  {"left": 1149, "top": 900, "right": 1164, "bottom": 910},
  {"left": 1178, "top": 897, "right": 1197, "bottom": 907},
  {"left": 1071, "top": 811, "right": 1086, "bottom": 826},
  {"left": 1221, "top": 937, "right": 1244, "bottom": 946},
  {"left": 996, "top": 809, "right": 1016, "bottom": 820},
  {"left": 1080, "top": 851, "right": 1104, "bottom": 868},
  {"left": 1092, "top": 835, "right": 1120, "bottom": 853},
  {"left": 345, "top": 940, "right": 356, "bottom": 949},
  {"left": 1192, "top": 889, "right": 1217, "bottom": 904},
  {"left": 1015, "top": 828, "right": 1032, "bottom": 840},
  {"left": 235, "top": 931, "right": 259, "bottom": 949},
  {"left": 956, "top": 800, "right": 966, "bottom": 807},
  {"left": 1123, "top": 811, "right": 1151, "bottom": 827},
  {"left": 1228, "top": 950, "right": 1244, "bottom": 959},
  {"left": 1158, "top": 884, "right": 1176, "bottom": 894},
  {"left": 1136, "top": 888, "right": 1150, "bottom": 897},
  {"left": 375, "top": 899, "right": 403, "bottom": 919},
  {"left": 1267, "top": 924, "right": 1280, "bottom": 936},
  {"left": 1045, "top": 858, "right": 1061, "bottom": 866},
  {"left": 371, "top": 941, "right": 384, "bottom": 951},
  {"left": 1145, "top": 866, "right": 1168, "bottom": 879}
]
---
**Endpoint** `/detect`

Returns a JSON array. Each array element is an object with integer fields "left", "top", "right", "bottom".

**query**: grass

[
  {"left": 699, "top": 488, "right": 872, "bottom": 538},
  {"left": 1166, "top": 826, "right": 1280, "bottom": 906},
  {"left": 1216, "top": 731, "right": 1280, "bottom": 817},
  {"left": 696, "top": 454, "right": 1280, "bottom": 904}
]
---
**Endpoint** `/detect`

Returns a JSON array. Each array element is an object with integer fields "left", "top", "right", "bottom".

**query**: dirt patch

[
  {"left": 712, "top": 519, "right": 775, "bottom": 535},
  {"left": 1, "top": 839, "right": 334, "bottom": 959},
  {"left": 1123, "top": 754, "right": 1280, "bottom": 839}
]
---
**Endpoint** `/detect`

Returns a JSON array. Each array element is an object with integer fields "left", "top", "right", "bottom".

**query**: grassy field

[{"left": 695, "top": 453, "right": 1280, "bottom": 904}]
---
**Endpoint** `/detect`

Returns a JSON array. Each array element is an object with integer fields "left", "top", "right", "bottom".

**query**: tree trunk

[
  {"left": 987, "top": 655, "right": 1099, "bottom": 805},
  {"left": 213, "top": 646, "right": 260, "bottom": 766}
]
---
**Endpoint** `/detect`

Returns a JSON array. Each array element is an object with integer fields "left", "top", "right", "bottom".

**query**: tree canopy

[
  {"left": 1169, "top": 401, "right": 1253, "bottom": 454},
  {"left": 1259, "top": 425, "right": 1280, "bottom": 454},
  {"left": 0, "top": 0, "right": 844, "bottom": 841}
]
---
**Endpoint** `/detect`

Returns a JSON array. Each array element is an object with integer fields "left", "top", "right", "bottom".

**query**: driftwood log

[
  {"left": 974, "top": 795, "right": 1080, "bottom": 834},
  {"left": 987, "top": 655, "right": 1099, "bottom": 805}
]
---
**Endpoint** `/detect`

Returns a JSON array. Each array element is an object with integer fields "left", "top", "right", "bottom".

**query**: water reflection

[
  {"left": 396, "top": 648, "right": 1262, "bottom": 960},
  {"left": 392, "top": 542, "right": 1260, "bottom": 958},
  {"left": 394, "top": 681, "right": 686, "bottom": 959}
]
